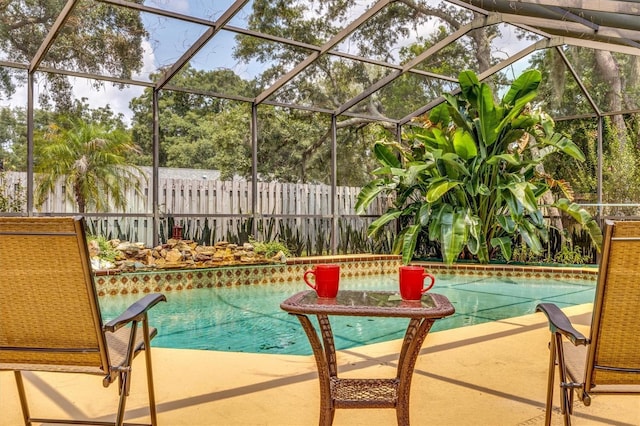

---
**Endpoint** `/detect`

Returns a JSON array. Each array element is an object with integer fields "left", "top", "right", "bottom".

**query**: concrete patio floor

[{"left": 1, "top": 304, "right": 639, "bottom": 426}]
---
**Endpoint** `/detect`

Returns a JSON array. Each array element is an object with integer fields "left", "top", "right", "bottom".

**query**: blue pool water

[{"left": 98, "top": 274, "right": 595, "bottom": 355}]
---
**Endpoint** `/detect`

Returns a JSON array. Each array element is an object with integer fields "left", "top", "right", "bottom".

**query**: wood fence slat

[{"left": 3, "top": 171, "right": 388, "bottom": 246}]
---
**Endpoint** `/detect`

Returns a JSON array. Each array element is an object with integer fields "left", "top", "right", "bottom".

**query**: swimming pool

[{"left": 98, "top": 273, "right": 595, "bottom": 355}]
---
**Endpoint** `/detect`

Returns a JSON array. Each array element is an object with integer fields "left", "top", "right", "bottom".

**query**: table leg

[
  {"left": 293, "top": 314, "right": 336, "bottom": 426},
  {"left": 396, "top": 318, "right": 435, "bottom": 425}
]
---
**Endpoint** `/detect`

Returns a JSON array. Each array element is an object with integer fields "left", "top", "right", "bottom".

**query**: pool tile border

[{"left": 94, "top": 255, "right": 598, "bottom": 297}]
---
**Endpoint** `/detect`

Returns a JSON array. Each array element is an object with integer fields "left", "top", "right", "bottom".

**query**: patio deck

[{"left": 1, "top": 304, "right": 638, "bottom": 425}]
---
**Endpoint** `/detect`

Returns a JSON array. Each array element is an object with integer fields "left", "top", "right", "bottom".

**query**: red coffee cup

[
  {"left": 304, "top": 264, "right": 340, "bottom": 298},
  {"left": 399, "top": 265, "right": 435, "bottom": 301}
]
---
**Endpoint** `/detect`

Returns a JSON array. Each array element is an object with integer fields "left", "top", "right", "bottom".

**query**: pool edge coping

[{"left": 93, "top": 254, "right": 598, "bottom": 297}]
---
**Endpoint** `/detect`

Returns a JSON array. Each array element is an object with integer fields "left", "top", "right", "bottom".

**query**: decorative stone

[
  {"left": 165, "top": 248, "right": 183, "bottom": 263},
  {"left": 94, "top": 237, "right": 287, "bottom": 272}
]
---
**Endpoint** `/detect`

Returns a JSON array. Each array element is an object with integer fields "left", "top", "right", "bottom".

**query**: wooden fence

[{"left": 2, "top": 171, "right": 390, "bottom": 249}]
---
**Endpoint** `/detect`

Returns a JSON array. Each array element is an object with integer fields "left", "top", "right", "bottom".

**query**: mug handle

[
  {"left": 421, "top": 273, "right": 435, "bottom": 293},
  {"left": 303, "top": 270, "right": 317, "bottom": 290}
]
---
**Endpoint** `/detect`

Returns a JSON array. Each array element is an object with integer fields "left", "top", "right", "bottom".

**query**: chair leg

[
  {"left": 14, "top": 371, "right": 32, "bottom": 426},
  {"left": 115, "top": 368, "right": 131, "bottom": 426},
  {"left": 143, "top": 320, "right": 159, "bottom": 426},
  {"left": 319, "top": 406, "right": 335, "bottom": 426},
  {"left": 554, "top": 334, "right": 572, "bottom": 426},
  {"left": 544, "top": 336, "right": 557, "bottom": 426}
]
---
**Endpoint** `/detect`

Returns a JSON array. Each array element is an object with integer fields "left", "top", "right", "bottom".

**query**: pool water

[{"left": 98, "top": 274, "right": 595, "bottom": 355}]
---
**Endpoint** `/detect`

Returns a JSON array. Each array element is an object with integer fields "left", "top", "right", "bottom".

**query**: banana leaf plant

[{"left": 356, "top": 70, "right": 602, "bottom": 265}]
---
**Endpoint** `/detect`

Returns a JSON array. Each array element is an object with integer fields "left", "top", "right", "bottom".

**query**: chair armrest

[
  {"left": 104, "top": 293, "right": 167, "bottom": 332},
  {"left": 536, "top": 303, "right": 588, "bottom": 346}
]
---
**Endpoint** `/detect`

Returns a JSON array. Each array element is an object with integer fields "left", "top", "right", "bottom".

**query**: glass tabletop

[{"left": 280, "top": 290, "right": 455, "bottom": 318}]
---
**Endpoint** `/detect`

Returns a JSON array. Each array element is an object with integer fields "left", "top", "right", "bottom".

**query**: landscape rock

[{"left": 91, "top": 239, "right": 286, "bottom": 272}]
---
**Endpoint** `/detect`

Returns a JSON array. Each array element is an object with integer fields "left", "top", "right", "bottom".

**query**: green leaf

[
  {"left": 497, "top": 215, "right": 516, "bottom": 233},
  {"left": 477, "top": 183, "right": 490, "bottom": 196},
  {"left": 426, "top": 180, "right": 460, "bottom": 203},
  {"left": 367, "top": 210, "right": 402, "bottom": 236},
  {"left": 405, "top": 163, "right": 429, "bottom": 185},
  {"left": 496, "top": 91, "right": 538, "bottom": 133},
  {"left": 453, "top": 128, "right": 478, "bottom": 160},
  {"left": 355, "top": 179, "right": 385, "bottom": 214},
  {"left": 502, "top": 70, "right": 541, "bottom": 106},
  {"left": 507, "top": 182, "right": 538, "bottom": 213},
  {"left": 491, "top": 237, "right": 513, "bottom": 261},
  {"left": 553, "top": 199, "right": 603, "bottom": 251},
  {"left": 519, "top": 220, "right": 543, "bottom": 253},
  {"left": 439, "top": 210, "right": 468, "bottom": 264},
  {"left": 458, "top": 70, "right": 480, "bottom": 109},
  {"left": 439, "top": 152, "right": 471, "bottom": 177},
  {"left": 428, "top": 103, "right": 450, "bottom": 126},
  {"left": 417, "top": 203, "right": 431, "bottom": 227},
  {"left": 444, "top": 93, "right": 474, "bottom": 134},
  {"left": 466, "top": 214, "right": 481, "bottom": 255},
  {"left": 373, "top": 142, "right": 401, "bottom": 168},
  {"left": 546, "top": 132, "right": 585, "bottom": 161},
  {"left": 478, "top": 83, "right": 501, "bottom": 146},
  {"left": 401, "top": 224, "right": 420, "bottom": 265},
  {"left": 429, "top": 204, "right": 451, "bottom": 241}
]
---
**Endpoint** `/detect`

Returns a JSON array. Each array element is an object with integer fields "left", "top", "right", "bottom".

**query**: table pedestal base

[{"left": 295, "top": 314, "right": 435, "bottom": 426}]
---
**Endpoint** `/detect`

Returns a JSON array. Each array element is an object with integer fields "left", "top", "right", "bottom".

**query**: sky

[{"left": 0, "top": 0, "right": 537, "bottom": 125}]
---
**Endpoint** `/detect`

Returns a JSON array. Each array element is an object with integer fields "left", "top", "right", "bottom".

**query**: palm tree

[{"left": 35, "top": 118, "right": 146, "bottom": 213}]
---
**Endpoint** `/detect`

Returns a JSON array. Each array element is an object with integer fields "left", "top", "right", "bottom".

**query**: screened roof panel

[
  {"left": 331, "top": 0, "right": 474, "bottom": 66},
  {"left": 226, "top": 1, "right": 380, "bottom": 47},
  {"left": 142, "top": 0, "right": 240, "bottom": 22},
  {"left": 0, "top": 0, "right": 67, "bottom": 65},
  {"left": 3, "top": 0, "right": 640, "bottom": 120},
  {"left": 412, "top": 33, "right": 480, "bottom": 78},
  {"left": 138, "top": 12, "right": 210, "bottom": 75},
  {"left": 489, "top": 52, "right": 543, "bottom": 86},
  {"left": 345, "top": 73, "right": 458, "bottom": 121},
  {"left": 223, "top": 33, "right": 316, "bottom": 97},
  {"left": 486, "top": 23, "right": 544, "bottom": 65},
  {"left": 171, "top": 29, "right": 269, "bottom": 95},
  {"left": 565, "top": 46, "right": 640, "bottom": 113},
  {"left": 265, "top": 55, "right": 396, "bottom": 110},
  {"left": 491, "top": 47, "right": 596, "bottom": 117},
  {"left": 37, "top": 5, "right": 210, "bottom": 83}
]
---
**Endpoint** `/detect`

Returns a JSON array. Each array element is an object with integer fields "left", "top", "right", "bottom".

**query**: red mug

[
  {"left": 304, "top": 264, "right": 340, "bottom": 298},
  {"left": 399, "top": 265, "right": 435, "bottom": 301}
]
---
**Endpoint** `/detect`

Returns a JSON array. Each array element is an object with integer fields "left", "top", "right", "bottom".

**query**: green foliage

[
  {"left": 277, "top": 220, "right": 305, "bottom": 257},
  {"left": 87, "top": 235, "right": 119, "bottom": 263},
  {"left": 0, "top": 107, "right": 27, "bottom": 171},
  {"left": 250, "top": 238, "right": 291, "bottom": 258},
  {"left": 510, "top": 241, "right": 592, "bottom": 265},
  {"left": 129, "top": 66, "right": 255, "bottom": 172},
  {"left": 0, "top": 1, "right": 146, "bottom": 108},
  {"left": 601, "top": 116, "right": 640, "bottom": 209},
  {"left": 34, "top": 118, "right": 146, "bottom": 213},
  {"left": 546, "top": 119, "right": 598, "bottom": 198},
  {"left": 511, "top": 243, "right": 543, "bottom": 264},
  {"left": 356, "top": 69, "right": 602, "bottom": 265},
  {"left": 552, "top": 243, "right": 591, "bottom": 265}
]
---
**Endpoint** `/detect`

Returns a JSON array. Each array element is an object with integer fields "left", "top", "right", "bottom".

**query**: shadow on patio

[{"left": 2, "top": 304, "right": 638, "bottom": 426}]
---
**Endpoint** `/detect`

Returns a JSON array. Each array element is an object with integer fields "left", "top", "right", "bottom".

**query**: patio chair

[
  {"left": 536, "top": 220, "right": 640, "bottom": 426},
  {"left": 0, "top": 216, "right": 166, "bottom": 426}
]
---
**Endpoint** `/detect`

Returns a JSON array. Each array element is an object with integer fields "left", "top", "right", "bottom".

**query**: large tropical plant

[
  {"left": 35, "top": 119, "right": 145, "bottom": 213},
  {"left": 356, "top": 70, "right": 602, "bottom": 265}
]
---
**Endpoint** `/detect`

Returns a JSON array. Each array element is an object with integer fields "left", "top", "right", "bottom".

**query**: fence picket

[{"left": 3, "top": 171, "right": 385, "bottom": 245}]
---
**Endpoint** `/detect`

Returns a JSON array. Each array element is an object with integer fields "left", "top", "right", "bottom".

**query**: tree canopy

[{"left": 0, "top": 0, "right": 146, "bottom": 108}]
